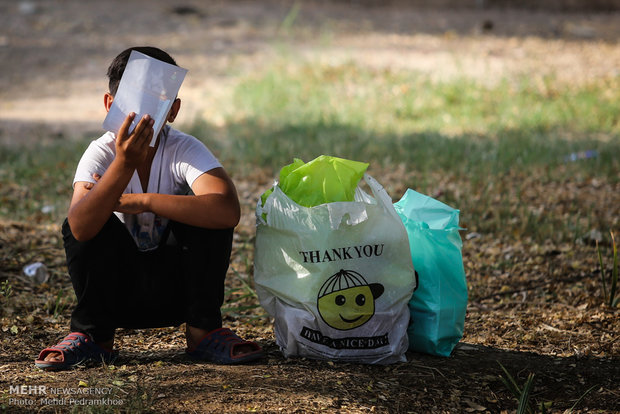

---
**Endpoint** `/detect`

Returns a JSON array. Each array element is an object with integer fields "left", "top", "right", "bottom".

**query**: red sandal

[
  {"left": 35, "top": 332, "right": 116, "bottom": 371},
  {"left": 186, "top": 328, "right": 263, "bottom": 364}
]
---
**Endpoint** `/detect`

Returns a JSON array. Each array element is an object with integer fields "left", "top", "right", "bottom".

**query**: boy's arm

[
  {"left": 114, "top": 167, "right": 241, "bottom": 229},
  {"left": 68, "top": 113, "right": 154, "bottom": 241}
]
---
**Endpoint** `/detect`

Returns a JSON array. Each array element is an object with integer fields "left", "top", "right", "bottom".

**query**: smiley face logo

[{"left": 317, "top": 269, "right": 384, "bottom": 331}]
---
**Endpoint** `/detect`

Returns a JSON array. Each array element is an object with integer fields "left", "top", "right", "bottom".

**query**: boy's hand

[
  {"left": 83, "top": 173, "right": 148, "bottom": 214},
  {"left": 83, "top": 173, "right": 101, "bottom": 190},
  {"left": 115, "top": 112, "right": 154, "bottom": 169},
  {"left": 115, "top": 193, "right": 149, "bottom": 215}
]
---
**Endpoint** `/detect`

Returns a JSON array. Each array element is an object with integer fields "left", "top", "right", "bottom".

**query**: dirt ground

[{"left": 1, "top": 1, "right": 619, "bottom": 413}]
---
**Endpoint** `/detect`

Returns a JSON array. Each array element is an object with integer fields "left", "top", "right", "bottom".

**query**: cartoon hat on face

[{"left": 317, "top": 269, "right": 384, "bottom": 331}]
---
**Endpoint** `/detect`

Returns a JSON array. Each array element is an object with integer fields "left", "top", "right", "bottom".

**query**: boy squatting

[{"left": 35, "top": 46, "right": 263, "bottom": 370}]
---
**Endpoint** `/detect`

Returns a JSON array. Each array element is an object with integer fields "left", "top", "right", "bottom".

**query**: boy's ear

[
  {"left": 167, "top": 98, "right": 181, "bottom": 123},
  {"left": 103, "top": 93, "right": 114, "bottom": 113}
]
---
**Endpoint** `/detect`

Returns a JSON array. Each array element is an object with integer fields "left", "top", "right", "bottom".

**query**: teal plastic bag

[{"left": 394, "top": 189, "right": 467, "bottom": 357}]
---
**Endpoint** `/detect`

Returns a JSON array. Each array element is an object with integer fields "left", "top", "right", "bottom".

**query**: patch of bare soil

[
  {"left": 2, "top": 168, "right": 620, "bottom": 413},
  {"left": 1, "top": 1, "right": 619, "bottom": 413}
]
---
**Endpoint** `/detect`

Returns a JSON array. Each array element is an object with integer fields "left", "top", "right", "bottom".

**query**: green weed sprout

[
  {"left": 498, "top": 362, "right": 536, "bottom": 414},
  {"left": 221, "top": 268, "right": 265, "bottom": 319},
  {"left": 498, "top": 362, "right": 597, "bottom": 414},
  {"left": 0, "top": 280, "right": 12, "bottom": 299},
  {"left": 596, "top": 230, "right": 619, "bottom": 308},
  {"left": 1, "top": 280, "right": 12, "bottom": 316},
  {"left": 48, "top": 288, "right": 73, "bottom": 318}
]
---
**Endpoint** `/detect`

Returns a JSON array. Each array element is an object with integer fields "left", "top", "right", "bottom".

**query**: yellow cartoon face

[{"left": 317, "top": 269, "right": 384, "bottom": 331}]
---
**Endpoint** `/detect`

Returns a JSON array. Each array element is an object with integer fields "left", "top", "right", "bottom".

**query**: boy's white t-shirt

[{"left": 73, "top": 126, "right": 222, "bottom": 251}]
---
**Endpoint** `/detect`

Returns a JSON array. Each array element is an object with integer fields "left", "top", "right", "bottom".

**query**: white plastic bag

[{"left": 255, "top": 174, "right": 416, "bottom": 364}]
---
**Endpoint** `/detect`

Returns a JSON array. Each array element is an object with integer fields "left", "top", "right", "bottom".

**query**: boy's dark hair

[{"left": 106, "top": 46, "right": 177, "bottom": 96}]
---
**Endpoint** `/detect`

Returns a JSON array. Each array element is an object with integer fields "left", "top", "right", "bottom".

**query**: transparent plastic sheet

[{"left": 102, "top": 51, "right": 187, "bottom": 146}]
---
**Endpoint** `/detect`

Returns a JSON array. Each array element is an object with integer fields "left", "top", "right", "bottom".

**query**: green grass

[
  {"left": 185, "top": 59, "right": 620, "bottom": 244},
  {"left": 192, "top": 60, "right": 619, "bottom": 177},
  {"left": 1, "top": 58, "right": 618, "bottom": 244},
  {"left": 0, "top": 139, "right": 88, "bottom": 223},
  {"left": 231, "top": 64, "right": 619, "bottom": 137}
]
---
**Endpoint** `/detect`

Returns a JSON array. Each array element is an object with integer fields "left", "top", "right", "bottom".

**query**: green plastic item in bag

[
  {"left": 394, "top": 189, "right": 468, "bottom": 357},
  {"left": 261, "top": 155, "right": 369, "bottom": 208}
]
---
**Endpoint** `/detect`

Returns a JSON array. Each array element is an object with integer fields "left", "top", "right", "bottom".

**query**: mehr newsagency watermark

[{"left": 6, "top": 384, "right": 124, "bottom": 407}]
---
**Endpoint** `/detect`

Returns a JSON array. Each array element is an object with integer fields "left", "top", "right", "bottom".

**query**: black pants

[{"left": 62, "top": 215, "right": 233, "bottom": 343}]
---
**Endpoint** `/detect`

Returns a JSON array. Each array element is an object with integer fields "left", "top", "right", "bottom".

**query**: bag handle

[
  {"left": 322, "top": 174, "right": 401, "bottom": 229},
  {"left": 362, "top": 174, "right": 402, "bottom": 222}
]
